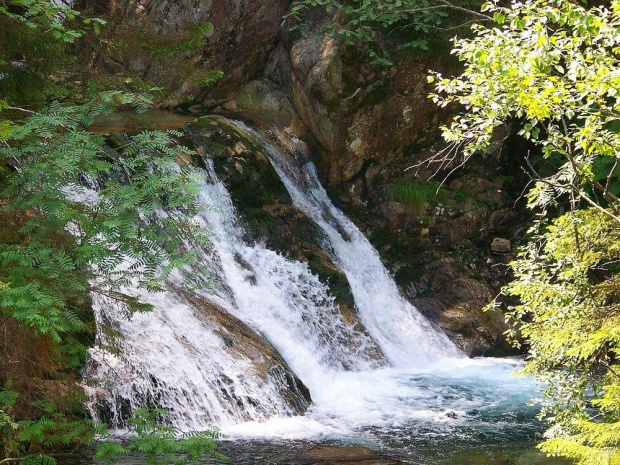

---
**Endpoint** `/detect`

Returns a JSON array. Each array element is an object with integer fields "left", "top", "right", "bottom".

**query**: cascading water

[
  {"left": 233, "top": 123, "right": 463, "bottom": 367},
  {"left": 209, "top": 124, "right": 539, "bottom": 449},
  {"left": 85, "top": 119, "right": 543, "bottom": 464},
  {"left": 85, "top": 156, "right": 387, "bottom": 430},
  {"left": 86, "top": 288, "right": 307, "bottom": 429},
  {"left": 194, "top": 159, "right": 386, "bottom": 382}
]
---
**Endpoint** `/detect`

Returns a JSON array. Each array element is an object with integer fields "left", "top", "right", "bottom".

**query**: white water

[
  {"left": 234, "top": 123, "right": 463, "bottom": 367},
  {"left": 86, "top": 288, "right": 304, "bottom": 429},
  {"left": 211, "top": 125, "right": 537, "bottom": 444},
  {"left": 222, "top": 357, "right": 537, "bottom": 444},
  {"left": 86, "top": 122, "right": 540, "bottom": 448},
  {"left": 195, "top": 160, "right": 386, "bottom": 385},
  {"left": 86, "top": 158, "right": 387, "bottom": 429}
]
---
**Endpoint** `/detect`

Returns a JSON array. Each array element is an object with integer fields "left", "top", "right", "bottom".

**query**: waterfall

[
  {"left": 194, "top": 159, "right": 386, "bottom": 381},
  {"left": 233, "top": 123, "right": 463, "bottom": 367},
  {"left": 85, "top": 118, "right": 469, "bottom": 436},
  {"left": 85, "top": 288, "right": 307, "bottom": 430},
  {"left": 85, "top": 157, "right": 387, "bottom": 430},
  {"left": 84, "top": 120, "right": 539, "bottom": 451}
]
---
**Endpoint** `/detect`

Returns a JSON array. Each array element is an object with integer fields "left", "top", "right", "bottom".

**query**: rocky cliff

[{"left": 79, "top": 0, "right": 531, "bottom": 356}]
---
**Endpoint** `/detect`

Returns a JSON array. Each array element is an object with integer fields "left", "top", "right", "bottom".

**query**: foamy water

[
  {"left": 234, "top": 122, "right": 463, "bottom": 368},
  {"left": 223, "top": 357, "right": 536, "bottom": 441}
]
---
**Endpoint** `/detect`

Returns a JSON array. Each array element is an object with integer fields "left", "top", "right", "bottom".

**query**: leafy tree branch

[{"left": 428, "top": 0, "right": 620, "bottom": 463}]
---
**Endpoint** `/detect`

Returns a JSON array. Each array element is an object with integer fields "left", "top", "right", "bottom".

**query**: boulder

[
  {"left": 491, "top": 237, "right": 511, "bottom": 253},
  {"left": 410, "top": 258, "right": 514, "bottom": 356}
]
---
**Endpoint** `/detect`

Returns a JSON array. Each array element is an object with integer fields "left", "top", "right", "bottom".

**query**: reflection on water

[
  {"left": 90, "top": 110, "right": 196, "bottom": 135},
  {"left": 71, "top": 438, "right": 569, "bottom": 465}
]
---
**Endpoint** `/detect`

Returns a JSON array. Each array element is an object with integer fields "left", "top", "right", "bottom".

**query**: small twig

[
  {"left": 6, "top": 106, "right": 35, "bottom": 114},
  {"left": 604, "top": 158, "right": 618, "bottom": 195},
  {"left": 435, "top": 0, "right": 494, "bottom": 20}
]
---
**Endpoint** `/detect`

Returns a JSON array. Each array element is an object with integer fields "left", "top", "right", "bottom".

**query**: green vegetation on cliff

[
  {"left": 288, "top": 0, "right": 487, "bottom": 65},
  {"left": 430, "top": 1, "right": 620, "bottom": 463}
]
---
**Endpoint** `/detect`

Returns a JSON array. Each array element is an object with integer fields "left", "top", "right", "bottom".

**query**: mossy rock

[
  {"left": 185, "top": 115, "right": 292, "bottom": 211},
  {"left": 394, "top": 265, "right": 422, "bottom": 287}
]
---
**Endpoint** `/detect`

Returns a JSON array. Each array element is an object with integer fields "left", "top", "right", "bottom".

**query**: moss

[
  {"left": 369, "top": 228, "right": 392, "bottom": 248},
  {"left": 394, "top": 265, "right": 423, "bottom": 287},
  {"left": 453, "top": 189, "right": 470, "bottom": 203},
  {"left": 452, "top": 261, "right": 468, "bottom": 273},
  {"left": 389, "top": 180, "right": 443, "bottom": 209},
  {"left": 470, "top": 269, "right": 484, "bottom": 281},
  {"left": 307, "top": 255, "right": 356, "bottom": 308},
  {"left": 235, "top": 81, "right": 272, "bottom": 109}
]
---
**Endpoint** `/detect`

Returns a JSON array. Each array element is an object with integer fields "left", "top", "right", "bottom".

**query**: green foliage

[
  {"left": 0, "top": 382, "right": 89, "bottom": 464},
  {"left": 390, "top": 180, "right": 441, "bottom": 210},
  {"left": 501, "top": 209, "right": 620, "bottom": 465},
  {"left": 199, "top": 70, "right": 225, "bottom": 89},
  {"left": 430, "top": 0, "right": 620, "bottom": 463},
  {"left": 0, "top": 92, "right": 207, "bottom": 342},
  {"left": 1, "top": 389, "right": 222, "bottom": 465},
  {"left": 0, "top": 0, "right": 105, "bottom": 104},
  {"left": 96, "top": 407, "right": 224, "bottom": 465},
  {"left": 287, "top": 0, "right": 450, "bottom": 66},
  {"left": 0, "top": 0, "right": 84, "bottom": 41},
  {"left": 162, "top": 22, "right": 214, "bottom": 59},
  {"left": 0, "top": 3, "right": 222, "bottom": 465},
  {"left": 135, "top": 21, "right": 214, "bottom": 61},
  {"left": 430, "top": 0, "right": 620, "bottom": 214},
  {"left": 0, "top": 92, "right": 212, "bottom": 462}
]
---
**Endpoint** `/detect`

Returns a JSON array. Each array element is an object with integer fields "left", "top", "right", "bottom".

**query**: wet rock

[
  {"left": 224, "top": 79, "right": 305, "bottom": 131},
  {"left": 180, "top": 290, "right": 312, "bottom": 414},
  {"left": 491, "top": 238, "right": 511, "bottom": 253},
  {"left": 371, "top": 202, "right": 411, "bottom": 233},
  {"left": 291, "top": 445, "right": 404, "bottom": 465},
  {"left": 223, "top": 100, "right": 238, "bottom": 111},
  {"left": 408, "top": 258, "right": 514, "bottom": 356}
]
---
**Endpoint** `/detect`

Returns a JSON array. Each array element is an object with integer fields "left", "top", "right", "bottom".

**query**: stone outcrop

[
  {"left": 248, "top": 17, "right": 527, "bottom": 356},
  {"left": 78, "top": 0, "right": 291, "bottom": 106},
  {"left": 181, "top": 291, "right": 312, "bottom": 413},
  {"left": 491, "top": 237, "right": 511, "bottom": 254}
]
